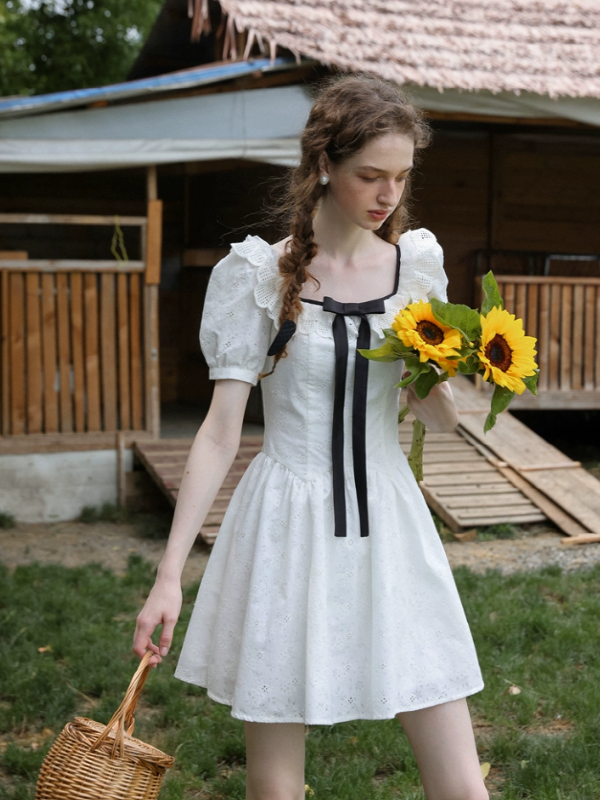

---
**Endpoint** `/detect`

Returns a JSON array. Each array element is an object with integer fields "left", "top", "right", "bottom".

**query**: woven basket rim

[{"left": 69, "top": 717, "right": 175, "bottom": 766}]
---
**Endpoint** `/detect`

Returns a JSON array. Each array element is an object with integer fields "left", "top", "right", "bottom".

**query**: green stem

[{"left": 408, "top": 418, "right": 426, "bottom": 483}]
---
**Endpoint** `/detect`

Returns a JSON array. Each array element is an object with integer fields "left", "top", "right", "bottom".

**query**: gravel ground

[{"left": 1, "top": 521, "right": 600, "bottom": 583}]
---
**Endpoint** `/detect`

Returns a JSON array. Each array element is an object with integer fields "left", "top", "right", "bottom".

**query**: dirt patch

[
  {"left": 0, "top": 520, "right": 210, "bottom": 587},
  {"left": 1, "top": 521, "right": 599, "bottom": 585}
]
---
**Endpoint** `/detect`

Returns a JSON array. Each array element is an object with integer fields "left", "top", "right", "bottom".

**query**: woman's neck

[{"left": 312, "top": 202, "right": 377, "bottom": 262}]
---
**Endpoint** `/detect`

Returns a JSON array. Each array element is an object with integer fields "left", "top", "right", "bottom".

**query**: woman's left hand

[{"left": 403, "top": 373, "right": 459, "bottom": 433}]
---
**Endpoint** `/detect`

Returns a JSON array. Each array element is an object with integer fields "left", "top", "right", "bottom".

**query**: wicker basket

[{"left": 35, "top": 652, "right": 175, "bottom": 800}]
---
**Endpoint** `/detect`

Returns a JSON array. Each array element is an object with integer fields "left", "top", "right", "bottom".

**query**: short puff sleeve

[
  {"left": 401, "top": 228, "right": 448, "bottom": 303},
  {"left": 200, "top": 246, "right": 273, "bottom": 385}
]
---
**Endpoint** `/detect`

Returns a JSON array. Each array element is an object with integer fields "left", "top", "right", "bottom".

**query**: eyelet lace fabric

[
  {"left": 175, "top": 228, "right": 484, "bottom": 724},
  {"left": 232, "top": 229, "right": 449, "bottom": 341}
]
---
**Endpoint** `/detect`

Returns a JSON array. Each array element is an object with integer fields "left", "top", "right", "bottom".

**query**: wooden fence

[
  {"left": 476, "top": 275, "right": 600, "bottom": 409},
  {"left": 0, "top": 208, "right": 162, "bottom": 453}
]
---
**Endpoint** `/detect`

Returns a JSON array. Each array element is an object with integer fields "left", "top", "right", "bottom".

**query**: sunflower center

[
  {"left": 416, "top": 320, "right": 444, "bottom": 345},
  {"left": 485, "top": 334, "right": 513, "bottom": 372}
]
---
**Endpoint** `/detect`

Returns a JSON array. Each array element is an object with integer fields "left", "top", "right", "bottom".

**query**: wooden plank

[
  {"left": 537, "top": 282, "right": 550, "bottom": 392},
  {"left": 571, "top": 284, "right": 584, "bottom": 391},
  {"left": 596, "top": 288, "right": 600, "bottom": 396},
  {"left": 527, "top": 283, "right": 539, "bottom": 341},
  {"left": 41, "top": 273, "right": 59, "bottom": 433},
  {"left": 70, "top": 273, "right": 85, "bottom": 432},
  {"left": 478, "top": 275, "right": 600, "bottom": 286},
  {"left": 84, "top": 273, "right": 101, "bottom": 431},
  {"left": 9, "top": 273, "right": 26, "bottom": 434},
  {"left": 55, "top": 272, "right": 73, "bottom": 432},
  {"left": 143, "top": 284, "right": 160, "bottom": 437},
  {"left": 117, "top": 272, "right": 131, "bottom": 430},
  {"left": 583, "top": 285, "right": 596, "bottom": 391},
  {"left": 0, "top": 260, "right": 145, "bottom": 272},
  {"left": 422, "top": 472, "right": 511, "bottom": 486},
  {"left": 515, "top": 283, "right": 527, "bottom": 325},
  {"left": 130, "top": 273, "right": 143, "bottom": 431},
  {"left": 25, "top": 272, "right": 43, "bottom": 433},
  {"left": 549, "top": 283, "right": 561, "bottom": 391},
  {"left": 423, "top": 461, "right": 497, "bottom": 475},
  {"left": 443, "top": 493, "right": 536, "bottom": 509},
  {"left": 100, "top": 273, "right": 117, "bottom": 431},
  {"left": 0, "top": 429, "right": 152, "bottom": 455},
  {"left": 1, "top": 270, "right": 9, "bottom": 435},
  {"left": 0, "top": 213, "right": 147, "bottom": 225},
  {"left": 560, "top": 284, "right": 572, "bottom": 390},
  {"left": 455, "top": 512, "right": 545, "bottom": 525},
  {"left": 434, "top": 484, "right": 520, "bottom": 496},
  {"left": 561, "top": 533, "right": 600, "bottom": 546},
  {"left": 145, "top": 200, "right": 163, "bottom": 285},
  {"left": 183, "top": 248, "right": 229, "bottom": 267},
  {"left": 504, "top": 282, "right": 515, "bottom": 314},
  {"left": 453, "top": 375, "right": 600, "bottom": 535},
  {"left": 420, "top": 485, "right": 462, "bottom": 532}
]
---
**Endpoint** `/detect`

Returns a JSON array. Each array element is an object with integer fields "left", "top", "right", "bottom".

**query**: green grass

[
  {"left": 0, "top": 512, "right": 16, "bottom": 530},
  {"left": 1, "top": 557, "right": 600, "bottom": 799}
]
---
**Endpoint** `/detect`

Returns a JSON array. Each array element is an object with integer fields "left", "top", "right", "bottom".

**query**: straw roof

[{"left": 191, "top": 0, "right": 600, "bottom": 99}]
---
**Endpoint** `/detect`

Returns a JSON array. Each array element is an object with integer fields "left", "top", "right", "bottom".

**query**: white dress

[{"left": 174, "top": 228, "right": 484, "bottom": 724}]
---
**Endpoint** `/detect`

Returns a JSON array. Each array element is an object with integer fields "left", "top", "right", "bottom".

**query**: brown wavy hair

[{"left": 262, "top": 73, "right": 431, "bottom": 377}]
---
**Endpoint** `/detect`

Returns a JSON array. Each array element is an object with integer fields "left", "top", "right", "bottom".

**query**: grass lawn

[{"left": 1, "top": 555, "right": 599, "bottom": 800}]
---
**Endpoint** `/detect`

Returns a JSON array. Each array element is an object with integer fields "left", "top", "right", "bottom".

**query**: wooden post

[{"left": 144, "top": 166, "right": 161, "bottom": 439}]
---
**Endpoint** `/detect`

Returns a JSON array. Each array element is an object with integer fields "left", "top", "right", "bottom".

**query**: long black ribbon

[{"left": 322, "top": 297, "right": 386, "bottom": 537}]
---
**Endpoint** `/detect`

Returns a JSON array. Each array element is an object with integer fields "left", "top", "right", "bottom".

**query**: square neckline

[{"left": 268, "top": 242, "right": 401, "bottom": 307}]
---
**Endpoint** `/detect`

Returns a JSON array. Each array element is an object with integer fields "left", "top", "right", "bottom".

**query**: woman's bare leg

[
  {"left": 396, "top": 698, "right": 489, "bottom": 800},
  {"left": 244, "top": 722, "right": 306, "bottom": 800}
]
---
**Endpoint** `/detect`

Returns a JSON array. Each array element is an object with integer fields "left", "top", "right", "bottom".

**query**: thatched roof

[{"left": 191, "top": 0, "right": 600, "bottom": 99}]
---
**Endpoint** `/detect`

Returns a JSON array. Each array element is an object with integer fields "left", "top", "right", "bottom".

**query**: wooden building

[{"left": 1, "top": 0, "right": 599, "bottom": 520}]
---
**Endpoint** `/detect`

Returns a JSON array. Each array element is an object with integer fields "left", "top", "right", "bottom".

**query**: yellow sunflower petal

[{"left": 479, "top": 307, "right": 538, "bottom": 394}]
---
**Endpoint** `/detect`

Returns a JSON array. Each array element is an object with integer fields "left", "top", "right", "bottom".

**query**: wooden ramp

[
  {"left": 452, "top": 375, "right": 600, "bottom": 545},
  {"left": 400, "top": 416, "right": 546, "bottom": 532},
  {"left": 133, "top": 377, "right": 600, "bottom": 545},
  {"left": 132, "top": 437, "right": 263, "bottom": 545}
]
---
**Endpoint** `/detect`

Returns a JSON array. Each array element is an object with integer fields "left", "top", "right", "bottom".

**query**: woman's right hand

[{"left": 133, "top": 577, "right": 183, "bottom": 667}]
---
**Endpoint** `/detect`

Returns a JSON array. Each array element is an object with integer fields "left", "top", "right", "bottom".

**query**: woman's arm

[
  {"left": 406, "top": 379, "right": 459, "bottom": 433},
  {"left": 133, "top": 378, "right": 251, "bottom": 665}
]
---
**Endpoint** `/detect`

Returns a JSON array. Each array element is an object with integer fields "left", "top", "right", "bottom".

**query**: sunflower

[
  {"left": 478, "top": 306, "right": 537, "bottom": 394},
  {"left": 392, "top": 300, "right": 463, "bottom": 373}
]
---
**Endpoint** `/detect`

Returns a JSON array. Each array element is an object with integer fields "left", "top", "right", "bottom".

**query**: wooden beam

[
  {"left": 147, "top": 166, "right": 158, "bottom": 203},
  {"left": 0, "top": 429, "right": 154, "bottom": 454},
  {"left": 144, "top": 201, "right": 163, "bottom": 285},
  {"left": 143, "top": 284, "right": 160, "bottom": 438},
  {"left": 0, "top": 214, "right": 147, "bottom": 226},
  {"left": 183, "top": 248, "right": 229, "bottom": 267},
  {"left": 0, "top": 260, "right": 144, "bottom": 272}
]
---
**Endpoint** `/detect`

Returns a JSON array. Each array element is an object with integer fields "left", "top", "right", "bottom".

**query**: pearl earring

[{"left": 319, "top": 174, "right": 330, "bottom": 185}]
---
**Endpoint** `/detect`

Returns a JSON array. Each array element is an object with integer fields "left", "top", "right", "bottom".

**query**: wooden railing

[
  {"left": 0, "top": 208, "right": 162, "bottom": 451},
  {"left": 476, "top": 275, "right": 600, "bottom": 409}
]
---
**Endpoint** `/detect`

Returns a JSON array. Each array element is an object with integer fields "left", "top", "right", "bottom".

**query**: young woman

[{"left": 133, "top": 74, "right": 488, "bottom": 800}]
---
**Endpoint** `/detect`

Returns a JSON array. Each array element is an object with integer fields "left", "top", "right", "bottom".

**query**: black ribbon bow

[{"left": 322, "top": 296, "right": 386, "bottom": 537}]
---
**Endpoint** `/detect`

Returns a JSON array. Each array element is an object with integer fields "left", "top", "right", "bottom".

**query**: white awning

[
  {"left": 1, "top": 82, "right": 598, "bottom": 173},
  {"left": 0, "top": 85, "right": 311, "bottom": 172}
]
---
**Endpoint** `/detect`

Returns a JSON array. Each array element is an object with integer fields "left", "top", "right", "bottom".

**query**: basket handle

[{"left": 89, "top": 651, "right": 154, "bottom": 759}]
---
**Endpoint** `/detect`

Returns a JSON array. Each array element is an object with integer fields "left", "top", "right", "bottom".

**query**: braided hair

[{"left": 262, "top": 73, "right": 431, "bottom": 378}]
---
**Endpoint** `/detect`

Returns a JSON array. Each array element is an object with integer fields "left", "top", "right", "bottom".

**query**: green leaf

[
  {"left": 523, "top": 370, "right": 539, "bottom": 396},
  {"left": 483, "top": 412, "right": 496, "bottom": 434},
  {"left": 358, "top": 342, "right": 400, "bottom": 363},
  {"left": 395, "top": 356, "right": 427, "bottom": 388},
  {"left": 414, "top": 366, "right": 441, "bottom": 399},
  {"left": 491, "top": 384, "right": 515, "bottom": 416},
  {"left": 481, "top": 271, "right": 504, "bottom": 316},
  {"left": 457, "top": 355, "right": 481, "bottom": 375},
  {"left": 430, "top": 298, "right": 481, "bottom": 343}
]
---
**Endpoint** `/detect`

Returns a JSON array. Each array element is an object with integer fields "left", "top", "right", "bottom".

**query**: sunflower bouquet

[{"left": 359, "top": 272, "right": 539, "bottom": 482}]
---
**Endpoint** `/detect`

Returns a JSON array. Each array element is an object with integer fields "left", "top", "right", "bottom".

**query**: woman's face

[{"left": 320, "top": 132, "right": 415, "bottom": 230}]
